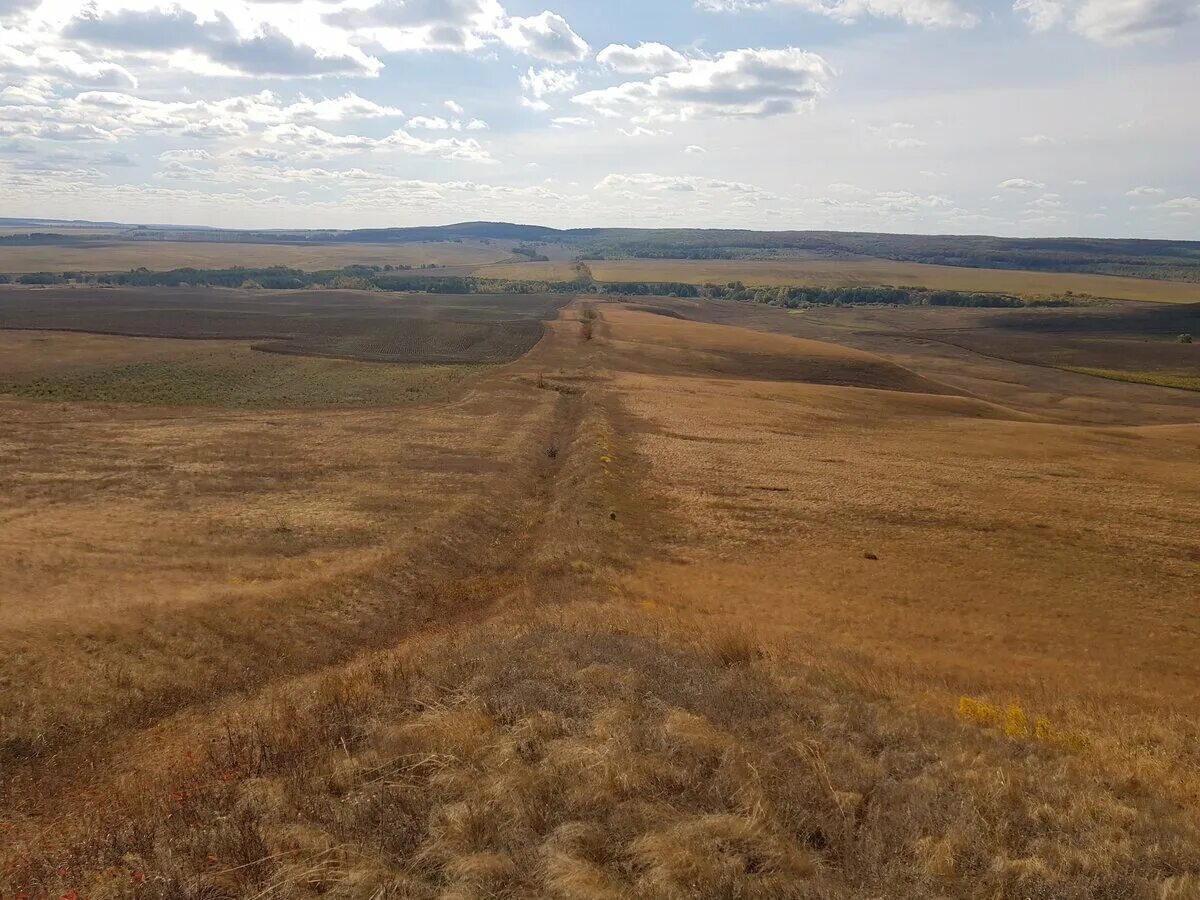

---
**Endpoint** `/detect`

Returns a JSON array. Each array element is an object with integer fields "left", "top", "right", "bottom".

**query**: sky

[{"left": 1, "top": 0, "right": 1198, "bottom": 237}]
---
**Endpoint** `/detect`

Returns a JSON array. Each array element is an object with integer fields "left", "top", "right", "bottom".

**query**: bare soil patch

[{"left": 0, "top": 286, "right": 568, "bottom": 363}]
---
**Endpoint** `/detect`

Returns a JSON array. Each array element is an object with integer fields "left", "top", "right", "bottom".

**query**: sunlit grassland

[
  {"left": 0, "top": 239, "right": 509, "bottom": 274},
  {"left": 1065, "top": 366, "right": 1200, "bottom": 391}
]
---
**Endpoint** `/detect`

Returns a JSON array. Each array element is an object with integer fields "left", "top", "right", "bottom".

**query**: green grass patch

[
  {"left": 1065, "top": 367, "right": 1200, "bottom": 392},
  {"left": 0, "top": 348, "right": 487, "bottom": 408}
]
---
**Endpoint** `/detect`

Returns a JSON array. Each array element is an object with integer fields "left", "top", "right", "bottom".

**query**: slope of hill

[{"left": 3, "top": 220, "right": 1199, "bottom": 282}]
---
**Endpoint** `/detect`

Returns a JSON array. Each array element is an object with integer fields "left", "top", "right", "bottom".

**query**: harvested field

[
  {"left": 782, "top": 300, "right": 1200, "bottom": 381},
  {"left": 479, "top": 257, "right": 1200, "bottom": 303},
  {"left": 0, "top": 239, "right": 509, "bottom": 273},
  {"left": 0, "top": 286, "right": 568, "bottom": 363},
  {"left": 599, "top": 306, "right": 947, "bottom": 394},
  {"left": 0, "top": 332, "right": 485, "bottom": 408},
  {"left": 635, "top": 296, "right": 1200, "bottom": 424},
  {"left": 2, "top": 299, "right": 1198, "bottom": 899}
]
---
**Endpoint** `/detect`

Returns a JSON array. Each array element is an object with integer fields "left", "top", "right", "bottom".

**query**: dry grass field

[
  {"left": 479, "top": 257, "right": 1200, "bottom": 303},
  {"left": 641, "top": 296, "right": 1200, "bottom": 423},
  {"left": 0, "top": 240, "right": 509, "bottom": 273},
  {"left": 0, "top": 331, "right": 486, "bottom": 408},
  {"left": 2, "top": 297, "right": 1198, "bottom": 899}
]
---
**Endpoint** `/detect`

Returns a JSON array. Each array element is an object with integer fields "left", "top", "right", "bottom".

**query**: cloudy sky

[{"left": 1, "top": 0, "right": 1197, "bottom": 236}]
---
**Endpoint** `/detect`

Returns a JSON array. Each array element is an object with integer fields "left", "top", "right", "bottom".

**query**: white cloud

[
  {"left": 574, "top": 47, "right": 831, "bottom": 122},
  {"left": 1020, "top": 134, "right": 1059, "bottom": 145},
  {"left": 288, "top": 94, "right": 404, "bottom": 122},
  {"left": 551, "top": 116, "right": 592, "bottom": 127},
  {"left": 596, "top": 42, "right": 687, "bottom": 75},
  {"left": 0, "top": 86, "right": 494, "bottom": 164},
  {"left": 0, "top": 0, "right": 39, "bottom": 18},
  {"left": 596, "top": 172, "right": 778, "bottom": 202},
  {"left": 520, "top": 66, "right": 579, "bottom": 98},
  {"left": 64, "top": 8, "right": 380, "bottom": 78},
  {"left": 1030, "top": 192, "right": 1063, "bottom": 208},
  {"left": 697, "top": 0, "right": 979, "bottom": 28},
  {"left": 1015, "top": 0, "right": 1198, "bottom": 42},
  {"left": 1126, "top": 185, "right": 1165, "bottom": 196},
  {"left": 319, "top": 1, "right": 591, "bottom": 63},
  {"left": 500, "top": 12, "right": 589, "bottom": 62},
  {"left": 444, "top": 100, "right": 465, "bottom": 114},
  {"left": 264, "top": 123, "right": 494, "bottom": 162},
  {"left": 998, "top": 177, "right": 1046, "bottom": 190},
  {"left": 408, "top": 115, "right": 452, "bottom": 130},
  {"left": 0, "top": 45, "right": 137, "bottom": 90},
  {"left": 323, "top": 0, "right": 508, "bottom": 53},
  {"left": 887, "top": 137, "right": 928, "bottom": 148},
  {"left": 812, "top": 189, "right": 957, "bottom": 218},
  {"left": 1013, "top": 0, "right": 1068, "bottom": 29},
  {"left": 685, "top": 144, "right": 707, "bottom": 154},
  {"left": 619, "top": 125, "right": 670, "bottom": 137},
  {"left": 1158, "top": 196, "right": 1200, "bottom": 210},
  {"left": 159, "top": 148, "right": 213, "bottom": 162}
]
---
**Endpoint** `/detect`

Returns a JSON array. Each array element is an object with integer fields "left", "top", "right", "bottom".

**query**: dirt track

[{"left": 3, "top": 300, "right": 1199, "bottom": 897}]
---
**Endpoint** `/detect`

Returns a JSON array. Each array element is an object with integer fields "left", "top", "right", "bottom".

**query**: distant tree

[{"left": 1180, "top": 333, "right": 1193, "bottom": 344}]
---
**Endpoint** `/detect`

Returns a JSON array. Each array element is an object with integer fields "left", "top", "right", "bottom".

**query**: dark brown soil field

[
  {"left": 0, "top": 286, "right": 569, "bottom": 363},
  {"left": 791, "top": 300, "right": 1199, "bottom": 372}
]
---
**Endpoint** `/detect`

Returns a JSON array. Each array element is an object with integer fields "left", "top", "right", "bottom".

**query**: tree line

[{"left": 0, "top": 267, "right": 1086, "bottom": 307}]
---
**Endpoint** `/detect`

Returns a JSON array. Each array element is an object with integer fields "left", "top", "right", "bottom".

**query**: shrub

[
  {"left": 1179, "top": 333, "right": 1193, "bottom": 344},
  {"left": 17, "top": 272, "right": 66, "bottom": 285}
]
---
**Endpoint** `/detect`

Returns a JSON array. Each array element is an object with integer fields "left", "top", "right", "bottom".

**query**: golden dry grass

[
  {"left": 479, "top": 257, "right": 1200, "bottom": 303},
  {"left": 0, "top": 240, "right": 508, "bottom": 273},
  {"left": 2, "top": 302, "right": 1199, "bottom": 898},
  {"left": 0, "top": 336, "right": 520, "bottom": 761},
  {"left": 1065, "top": 366, "right": 1200, "bottom": 391}
]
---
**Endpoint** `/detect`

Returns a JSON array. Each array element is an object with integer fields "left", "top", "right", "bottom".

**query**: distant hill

[
  {"left": 0, "top": 217, "right": 128, "bottom": 229},
  {"left": 3, "top": 219, "right": 1198, "bottom": 282}
]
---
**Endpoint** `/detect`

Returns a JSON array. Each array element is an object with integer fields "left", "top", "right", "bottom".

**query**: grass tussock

[{"left": 13, "top": 602, "right": 1199, "bottom": 900}]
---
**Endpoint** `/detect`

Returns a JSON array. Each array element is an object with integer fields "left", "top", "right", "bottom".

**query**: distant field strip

[
  {"left": 0, "top": 240, "right": 509, "bottom": 273},
  {"left": 1065, "top": 367, "right": 1200, "bottom": 392},
  {"left": 478, "top": 258, "right": 1200, "bottom": 303}
]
